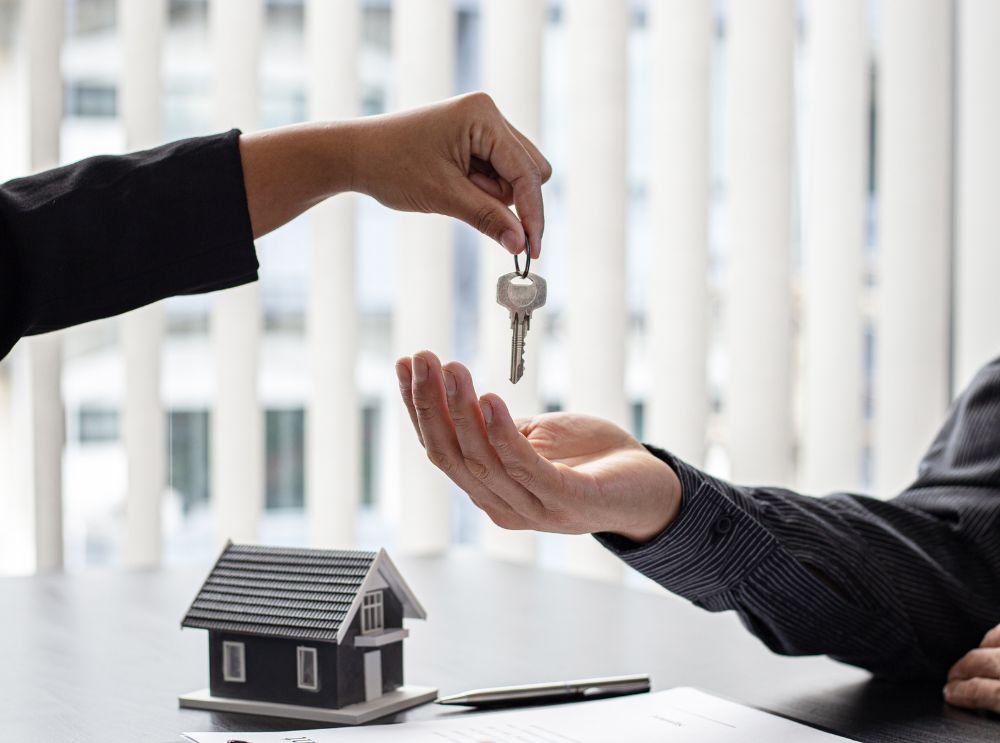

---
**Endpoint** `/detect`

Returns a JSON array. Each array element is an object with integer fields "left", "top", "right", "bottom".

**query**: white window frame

[
  {"left": 361, "top": 590, "right": 384, "bottom": 635},
  {"left": 222, "top": 641, "right": 246, "bottom": 683},
  {"left": 297, "top": 646, "right": 319, "bottom": 692}
]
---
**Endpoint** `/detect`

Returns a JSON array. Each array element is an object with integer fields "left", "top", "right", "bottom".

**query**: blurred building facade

[{"left": 1, "top": 0, "right": 997, "bottom": 579}]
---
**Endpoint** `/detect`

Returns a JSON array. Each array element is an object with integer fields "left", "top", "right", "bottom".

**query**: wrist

[
  {"left": 613, "top": 456, "right": 682, "bottom": 544},
  {"left": 313, "top": 120, "right": 362, "bottom": 197}
]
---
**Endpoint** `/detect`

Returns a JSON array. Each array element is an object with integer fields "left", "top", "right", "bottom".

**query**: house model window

[
  {"left": 297, "top": 646, "right": 319, "bottom": 691},
  {"left": 361, "top": 590, "right": 384, "bottom": 634},
  {"left": 222, "top": 641, "right": 246, "bottom": 683}
]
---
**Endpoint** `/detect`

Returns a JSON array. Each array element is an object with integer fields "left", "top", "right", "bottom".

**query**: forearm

[
  {"left": 0, "top": 130, "right": 256, "bottom": 359},
  {"left": 239, "top": 122, "right": 359, "bottom": 239},
  {"left": 597, "top": 448, "right": 1000, "bottom": 680}
]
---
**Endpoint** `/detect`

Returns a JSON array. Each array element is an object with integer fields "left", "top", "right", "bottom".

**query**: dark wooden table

[{"left": 2, "top": 552, "right": 997, "bottom": 742}]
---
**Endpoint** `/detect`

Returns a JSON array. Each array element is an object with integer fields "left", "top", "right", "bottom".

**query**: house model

[{"left": 178, "top": 542, "right": 437, "bottom": 725}]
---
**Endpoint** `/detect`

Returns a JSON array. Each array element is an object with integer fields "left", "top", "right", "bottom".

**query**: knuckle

[
  {"left": 491, "top": 434, "right": 516, "bottom": 458},
  {"left": 965, "top": 678, "right": 997, "bottom": 706},
  {"left": 425, "top": 446, "right": 455, "bottom": 475},
  {"left": 488, "top": 511, "right": 511, "bottom": 529},
  {"left": 539, "top": 157, "right": 553, "bottom": 181},
  {"left": 467, "top": 493, "right": 490, "bottom": 513},
  {"left": 520, "top": 498, "right": 547, "bottom": 524},
  {"left": 397, "top": 382, "right": 414, "bottom": 403},
  {"left": 505, "top": 463, "right": 536, "bottom": 489},
  {"left": 411, "top": 395, "right": 436, "bottom": 416},
  {"left": 463, "top": 456, "right": 493, "bottom": 485},
  {"left": 489, "top": 510, "right": 522, "bottom": 531},
  {"left": 466, "top": 90, "right": 497, "bottom": 113}
]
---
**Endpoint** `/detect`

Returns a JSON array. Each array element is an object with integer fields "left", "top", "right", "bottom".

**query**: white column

[
  {"left": 392, "top": 0, "right": 455, "bottom": 554},
  {"left": 0, "top": 368, "right": 28, "bottom": 573},
  {"left": 477, "top": 0, "right": 545, "bottom": 564},
  {"left": 563, "top": 0, "right": 628, "bottom": 581},
  {"left": 798, "top": 0, "right": 867, "bottom": 494},
  {"left": 646, "top": 0, "right": 711, "bottom": 466},
  {"left": 7, "top": 0, "right": 66, "bottom": 573},
  {"left": 120, "top": 0, "right": 166, "bottom": 568},
  {"left": 955, "top": 0, "right": 1000, "bottom": 391},
  {"left": 209, "top": 0, "right": 264, "bottom": 545},
  {"left": 726, "top": 0, "right": 795, "bottom": 486},
  {"left": 305, "top": 0, "right": 360, "bottom": 548},
  {"left": 874, "top": 0, "right": 952, "bottom": 496}
]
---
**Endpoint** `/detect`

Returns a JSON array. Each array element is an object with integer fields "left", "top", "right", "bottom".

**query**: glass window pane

[
  {"left": 298, "top": 647, "right": 318, "bottom": 690},
  {"left": 266, "top": 409, "right": 304, "bottom": 509},
  {"left": 223, "top": 642, "right": 245, "bottom": 682},
  {"left": 168, "top": 411, "right": 210, "bottom": 512}
]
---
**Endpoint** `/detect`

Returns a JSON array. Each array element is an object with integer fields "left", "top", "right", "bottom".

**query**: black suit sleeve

[
  {"left": 0, "top": 130, "right": 258, "bottom": 360},
  {"left": 596, "top": 358, "right": 1000, "bottom": 681}
]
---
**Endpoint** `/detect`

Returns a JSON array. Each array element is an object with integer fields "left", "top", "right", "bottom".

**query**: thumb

[{"left": 450, "top": 177, "right": 526, "bottom": 255}]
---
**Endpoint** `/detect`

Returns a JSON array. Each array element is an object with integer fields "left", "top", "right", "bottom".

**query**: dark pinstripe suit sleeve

[{"left": 596, "top": 357, "right": 1000, "bottom": 681}]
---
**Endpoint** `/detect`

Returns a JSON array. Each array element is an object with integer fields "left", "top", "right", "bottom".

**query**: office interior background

[{"left": 1, "top": 0, "right": 997, "bottom": 581}]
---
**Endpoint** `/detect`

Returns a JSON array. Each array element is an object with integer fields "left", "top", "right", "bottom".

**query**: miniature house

[{"left": 179, "top": 542, "right": 435, "bottom": 724}]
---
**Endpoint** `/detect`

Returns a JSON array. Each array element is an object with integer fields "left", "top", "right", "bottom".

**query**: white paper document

[{"left": 183, "top": 686, "right": 853, "bottom": 742}]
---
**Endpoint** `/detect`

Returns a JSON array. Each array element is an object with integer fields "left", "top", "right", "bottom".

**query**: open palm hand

[{"left": 395, "top": 352, "right": 680, "bottom": 543}]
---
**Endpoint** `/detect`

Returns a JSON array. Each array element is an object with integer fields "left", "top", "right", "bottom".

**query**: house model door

[{"left": 364, "top": 650, "right": 382, "bottom": 702}]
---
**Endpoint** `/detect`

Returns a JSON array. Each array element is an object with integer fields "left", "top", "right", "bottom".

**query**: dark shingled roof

[{"left": 181, "top": 542, "right": 377, "bottom": 643}]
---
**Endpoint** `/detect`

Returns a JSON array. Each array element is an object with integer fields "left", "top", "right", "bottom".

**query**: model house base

[{"left": 178, "top": 684, "right": 438, "bottom": 725}]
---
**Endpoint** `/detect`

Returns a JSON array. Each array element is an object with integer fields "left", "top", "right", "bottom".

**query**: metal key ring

[{"left": 514, "top": 238, "right": 531, "bottom": 278}]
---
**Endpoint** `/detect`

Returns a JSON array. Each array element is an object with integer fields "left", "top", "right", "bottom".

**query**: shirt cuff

[{"left": 594, "top": 446, "right": 776, "bottom": 601}]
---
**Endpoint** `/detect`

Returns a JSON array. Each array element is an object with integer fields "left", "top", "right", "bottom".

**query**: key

[{"left": 496, "top": 271, "right": 547, "bottom": 384}]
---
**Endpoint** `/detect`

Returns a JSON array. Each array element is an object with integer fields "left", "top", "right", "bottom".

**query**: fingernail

[
  {"left": 479, "top": 399, "right": 493, "bottom": 425},
  {"left": 412, "top": 355, "right": 427, "bottom": 382},
  {"left": 500, "top": 229, "right": 521, "bottom": 254},
  {"left": 443, "top": 370, "right": 457, "bottom": 397},
  {"left": 943, "top": 684, "right": 953, "bottom": 700}
]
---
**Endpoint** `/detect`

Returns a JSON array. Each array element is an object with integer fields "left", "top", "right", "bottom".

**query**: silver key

[{"left": 496, "top": 271, "right": 547, "bottom": 384}]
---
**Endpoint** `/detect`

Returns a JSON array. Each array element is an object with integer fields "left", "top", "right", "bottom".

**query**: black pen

[{"left": 436, "top": 674, "right": 650, "bottom": 708}]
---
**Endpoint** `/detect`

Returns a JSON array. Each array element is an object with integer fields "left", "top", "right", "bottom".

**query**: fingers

[
  {"left": 948, "top": 648, "right": 1000, "bottom": 682},
  {"left": 394, "top": 351, "right": 575, "bottom": 532},
  {"left": 441, "top": 362, "right": 546, "bottom": 520},
  {"left": 461, "top": 95, "right": 546, "bottom": 258},
  {"left": 944, "top": 639, "right": 1000, "bottom": 713},
  {"left": 403, "top": 351, "right": 526, "bottom": 529},
  {"left": 495, "top": 117, "right": 549, "bottom": 259},
  {"left": 394, "top": 357, "right": 423, "bottom": 447},
  {"left": 469, "top": 157, "right": 515, "bottom": 204},
  {"left": 450, "top": 177, "right": 527, "bottom": 256},
  {"left": 944, "top": 678, "right": 1000, "bottom": 713},
  {"left": 469, "top": 173, "right": 510, "bottom": 206},
  {"left": 497, "top": 140, "right": 544, "bottom": 260},
  {"left": 981, "top": 624, "right": 1000, "bottom": 648},
  {"left": 478, "top": 393, "right": 567, "bottom": 509},
  {"left": 501, "top": 114, "right": 553, "bottom": 184}
]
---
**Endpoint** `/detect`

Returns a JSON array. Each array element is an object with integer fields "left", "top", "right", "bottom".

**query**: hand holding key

[{"left": 394, "top": 352, "right": 682, "bottom": 542}]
